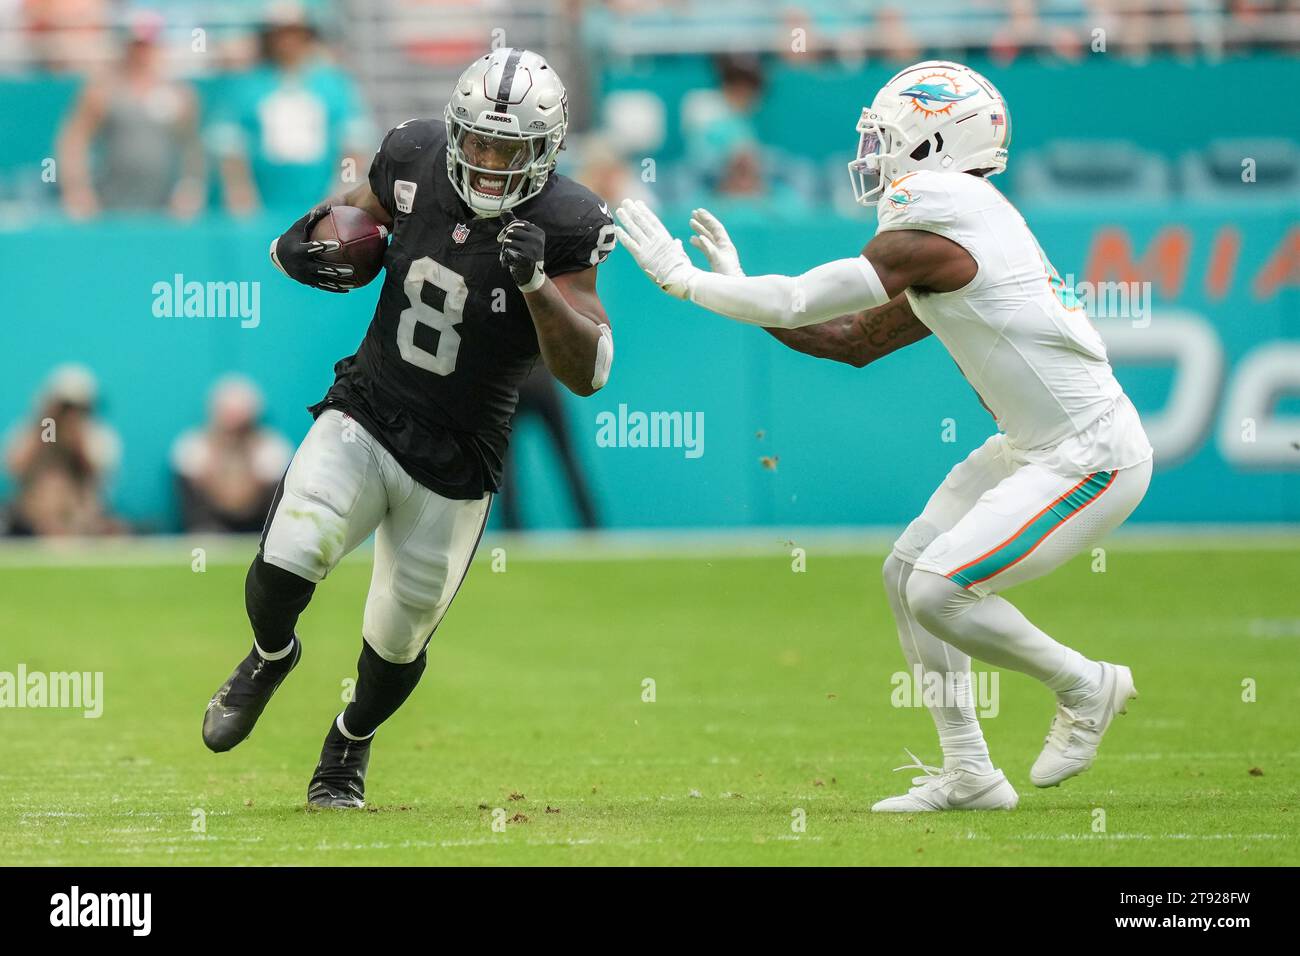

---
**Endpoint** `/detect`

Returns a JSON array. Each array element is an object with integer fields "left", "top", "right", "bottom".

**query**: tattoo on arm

[
  {"left": 847, "top": 295, "right": 932, "bottom": 365},
  {"left": 764, "top": 294, "right": 930, "bottom": 367},
  {"left": 762, "top": 314, "right": 858, "bottom": 363}
]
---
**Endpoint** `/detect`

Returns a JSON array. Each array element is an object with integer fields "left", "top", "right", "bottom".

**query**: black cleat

[
  {"left": 202, "top": 637, "right": 301, "bottom": 753},
  {"left": 307, "top": 720, "right": 372, "bottom": 809}
]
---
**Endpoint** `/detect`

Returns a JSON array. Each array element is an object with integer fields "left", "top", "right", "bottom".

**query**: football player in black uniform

[{"left": 201, "top": 48, "right": 616, "bottom": 808}]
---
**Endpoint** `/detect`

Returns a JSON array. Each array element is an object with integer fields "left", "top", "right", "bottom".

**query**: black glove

[
  {"left": 497, "top": 215, "right": 546, "bottom": 292},
  {"left": 270, "top": 204, "right": 356, "bottom": 293}
]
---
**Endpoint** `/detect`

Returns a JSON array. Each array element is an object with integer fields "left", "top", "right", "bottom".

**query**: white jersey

[{"left": 875, "top": 169, "right": 1152, "bottom": 476}]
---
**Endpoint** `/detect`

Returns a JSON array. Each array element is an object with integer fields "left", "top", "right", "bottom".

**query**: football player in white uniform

[{"left": 615, "top": 60, "right": 1153, "bottom": 812}]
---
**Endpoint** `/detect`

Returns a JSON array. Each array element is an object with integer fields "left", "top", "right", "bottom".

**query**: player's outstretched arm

[
  {"left": 760, "top": 229, "right": 973, "bottom": 363},
  {"left": 614, "top": 200, "right": 973, "bottom": 331},
  {"left": 685, "top": 206, "right": 926, "bottom": 364},
  {"left": 497, "top": 217, "right": 612, "bottom": 398},
  {"left": 764, "top": 294, "right": 932, "bottom": 368},
  {"left": 861, "top": 228, "right": 976, "bottom": 299},
  {"left": 688, "top": 208, "right": 744, "bottom": 277},
  {"left": 617, "top": 199, "right": 891, "bottom": 329}
]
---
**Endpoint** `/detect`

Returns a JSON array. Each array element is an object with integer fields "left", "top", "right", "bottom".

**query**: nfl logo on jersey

[{"left": 452, "top": 223, "right": 470, "bottom": 244}]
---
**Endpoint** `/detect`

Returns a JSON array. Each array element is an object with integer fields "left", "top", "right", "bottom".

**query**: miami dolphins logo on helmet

[{"left": 899, "top": 72, "right": 979, "bottom": 117}]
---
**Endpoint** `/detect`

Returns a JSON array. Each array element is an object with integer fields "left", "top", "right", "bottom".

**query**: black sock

[
  {"left": 245, "top": 555, "right": 315, "bottom": 657},
  {"left": 341, "top": 640, "right": 428, "bottom": 739}
]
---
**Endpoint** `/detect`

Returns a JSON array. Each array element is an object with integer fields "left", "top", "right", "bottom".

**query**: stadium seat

[
  {"left": 1015, "top": 139, "right": 1173, "bottom": 204},
  {"left": 1181, "top": 138, "right": 1300, "bottom": 201}
]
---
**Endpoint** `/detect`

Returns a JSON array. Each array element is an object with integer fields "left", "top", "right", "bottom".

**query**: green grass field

[{"left": 1, "top": 539, "right": 1296, "bottom": 866}]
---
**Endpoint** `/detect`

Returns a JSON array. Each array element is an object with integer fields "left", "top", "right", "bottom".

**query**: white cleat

[
  {"left": 1031, "top": 661, "right": 1137, "bottom": 788},
  {"left": 871, "top": 750, "right": 1019, "bottom": 812}
]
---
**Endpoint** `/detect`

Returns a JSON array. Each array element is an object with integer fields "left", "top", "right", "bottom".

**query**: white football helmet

[
  {"left": 848, "top": 60, "right": 1010, "bottom": 206},
  {"left": 444, "top": 47, "right": 569, "bottom": 218}
]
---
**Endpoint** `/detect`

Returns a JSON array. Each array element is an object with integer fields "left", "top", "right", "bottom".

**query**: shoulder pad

[
  {"left": 877, "top": 170, "right": 959, "bottom": 231},
  {"left": 531, "top": 176, "right": 612, "bottom": 237},
  {"left": 383, "top": 118, "right": 445, "bottom": 163}
]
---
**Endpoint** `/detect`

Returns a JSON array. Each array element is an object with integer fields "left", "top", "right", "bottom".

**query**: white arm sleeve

[{"left": 686, "top": 256, "right": 889, "bottom": 329}]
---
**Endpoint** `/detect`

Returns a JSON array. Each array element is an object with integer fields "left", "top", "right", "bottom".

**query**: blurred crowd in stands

[
  {"left": 587, "top": 0, "right": 1300, "bottom": 60},
  {"left": 44, "top": 4, "right": 373, "bottom": 220},
  {"left": 0, "top": 0, "right": 1294, "bottom": 221},
  {"left": 2, "top": 366, "right": 291, "bottom": 535},
  {"left": 2, "top": 361, "right": 601, "bottom": 536},
  {"left": 1, "top": 1, "right": 1297, "bottom": 535}
]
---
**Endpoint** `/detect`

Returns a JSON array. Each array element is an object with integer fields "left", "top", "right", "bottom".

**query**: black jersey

[{"left": 309, "top": 119, "right": 614, "bottom": 500}]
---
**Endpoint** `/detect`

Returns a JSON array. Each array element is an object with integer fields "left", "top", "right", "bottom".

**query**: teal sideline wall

[
  {"left": 1, "top": 54, "right": 1297, "bottom": 529},
  {"left": 0, "top": 202, "right": 1296, "bottom": 531}
]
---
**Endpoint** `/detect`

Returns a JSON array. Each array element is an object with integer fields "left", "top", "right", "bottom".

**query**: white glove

[
  {"left": 614, "top": 199, "right": 697, "bottom": 299},
  {"left": 689, "top": 208, "right": 744, "bottom": 277}
]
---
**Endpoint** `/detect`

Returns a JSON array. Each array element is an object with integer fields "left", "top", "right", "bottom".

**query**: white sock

[
  {"left": 938, "top": 726, "right": 996, "bottom": 775},
  {"left": 883, "top": 555, "right": 995, "bottom": 775},
  {"left": 254, "top": 634, "right": 296, "bottom": 661},
  {"left": 335, "top": 712, "right": 374, "bottom": 741},
  {"left": 907, "top": 570, "right": 1103, "bottom": 707},
  {"left": 1044, "top": 651, "right": 1105, "bottom": 707}
]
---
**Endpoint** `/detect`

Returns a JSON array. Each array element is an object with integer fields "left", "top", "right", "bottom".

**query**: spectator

[
  {"left": 984, "top": 0, "right": 1086, "bottom": 63},
  {"left": 716, "top": 142, "right": 766, "bottom": 197},
  {"left": 683, "top": 53, "right": 765, "bottom": 178},
  {"left": 682, "top": 53, "right": 812, "bottom": 213},
  {"left": 23, "top": 0, "right": 114, "bottom": 73},
  {"left": 3, "top": 365, "right": 123, "bottom": 536},
  {"left": 171, "top": 376, "right": 291, "bottom": 534},
  {"left": 573, "top": 134, "right": 655, "bottom": 208},
  {"left": 55, "top": 9, "right": 205, "bottom": 219},
  {"left": 700, "top": 136, "right": 812, "bottom": 216},
  {"left": 875, "top": 7, "right": 921, "bottom": 64},
  {"left": 210, "top": 2, "right": 373, "bottom": 215}
]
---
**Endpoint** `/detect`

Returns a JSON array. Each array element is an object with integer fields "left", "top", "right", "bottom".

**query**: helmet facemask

[
  {"left": 847, "top": 111, "right": 906, "bottom": 206},
  {"left": 444, "top": 107, "right": 564, "bottom": 218}
]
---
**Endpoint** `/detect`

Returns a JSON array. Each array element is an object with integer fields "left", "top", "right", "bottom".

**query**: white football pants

[
  {"left": 261, "top": 409, "right": 491, "bottom": 664},
  {"left": 884, "top": 432, "right": 1152, "bottom": 772}
]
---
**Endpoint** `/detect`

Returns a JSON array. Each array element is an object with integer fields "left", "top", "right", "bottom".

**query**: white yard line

[
  {"left": 965, "top": 832, "right": 1290, "bottom": 842},
  {"left": 0, "top": 525, "right": 1296, "bottom": 569}
]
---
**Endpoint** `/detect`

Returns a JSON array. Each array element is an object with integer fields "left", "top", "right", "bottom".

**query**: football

[{"left": 310, "top": 205, "right": 389, "bottom": 287}]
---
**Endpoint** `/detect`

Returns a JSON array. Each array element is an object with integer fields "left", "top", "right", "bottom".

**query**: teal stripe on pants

[{"left": 949, "top": 471, "right": 1115, "bottom": 588}]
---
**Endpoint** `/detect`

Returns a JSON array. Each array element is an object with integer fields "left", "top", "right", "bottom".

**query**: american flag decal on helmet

[{"left": 990, "top": 112, "right": 1005, "bottom": 127}]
